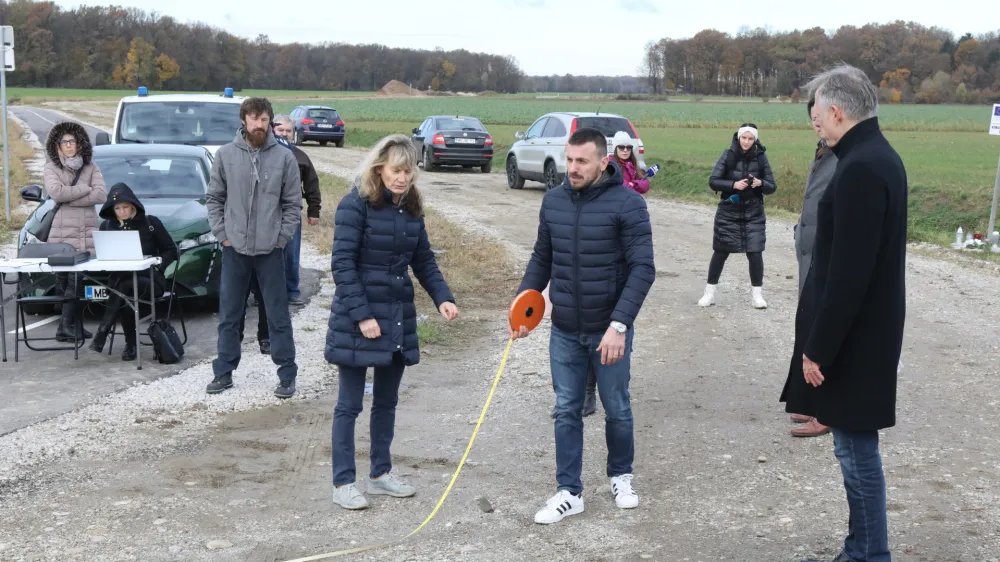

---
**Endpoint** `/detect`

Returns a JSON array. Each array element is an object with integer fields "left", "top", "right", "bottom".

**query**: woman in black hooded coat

[
  {"left": 89, "top": 183, "right": 177, "bottom": 360},
  {"left": 697, "top": 123, "right": 776, "bottom": 310}
]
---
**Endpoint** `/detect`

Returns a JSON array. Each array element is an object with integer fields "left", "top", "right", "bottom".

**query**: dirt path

[{"left": 1, "top": 144, "right": 998, "bottom": 562}]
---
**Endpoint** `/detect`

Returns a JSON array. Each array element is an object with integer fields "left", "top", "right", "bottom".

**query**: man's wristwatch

[{"left": 610, "top": 321, "right": 627, "bottom": 334}]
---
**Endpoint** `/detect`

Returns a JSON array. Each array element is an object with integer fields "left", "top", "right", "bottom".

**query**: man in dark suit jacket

[
  {"left": 783, "top": 65, "right": 907, "bottom": 562},
  {"left": 511, "top": 127, "right": 655, "bottom": 525}
]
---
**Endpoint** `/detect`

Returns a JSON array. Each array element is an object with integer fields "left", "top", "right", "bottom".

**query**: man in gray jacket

[
  {"left": 789, "top": 98, "right": 838, "bottom": 437},
  {"left": 205, "top": 97, "right": 302, "bottom": 398}
]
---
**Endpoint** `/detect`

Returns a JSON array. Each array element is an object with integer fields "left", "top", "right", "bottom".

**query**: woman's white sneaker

[
  {"left": 610, "top": 474, "right": 639, "bottom": 509},
  {"left": 331, "top": 483, "right": 370, "bottom": 510},
  {"left": 751, "top": 286, "right": 767, "bottom": 309},
  {"left": 698, "top": 284, "right": 717, "bottom": 307},
  {"left": 368, "top": 472, "right": 416, "bottom": 497},
  {"left": 534, "top": 490, "right": 584, "bottom": 524}
]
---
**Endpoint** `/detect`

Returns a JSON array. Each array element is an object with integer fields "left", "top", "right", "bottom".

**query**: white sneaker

[
  {"left": 610, "top": 474, "right": 639, "bottom": 509},
  {"left": 332, "top": 483, "right": 370, "bottom": 510},
  {"left": 698, "top": 284, "right": 717, "bottom": 307},
  {"left": 368, "top": 472, "right": 416, "bottom": 498},
  {"left": 534, "top": 490, "right": 584, "bottom": 524},
  {"left": 751, "top": 286, "right": 767, "bottom": 309}
]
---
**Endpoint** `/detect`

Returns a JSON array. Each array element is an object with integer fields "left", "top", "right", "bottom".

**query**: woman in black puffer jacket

[
  {"left": 89, "top": 183, "right": 177, "bottom": 360},
  {"left": 325, "top": 134, "right": 459, "bottom": 510},
  {"left": 697, "top": 123, "right": 776, "bottom": 309}
]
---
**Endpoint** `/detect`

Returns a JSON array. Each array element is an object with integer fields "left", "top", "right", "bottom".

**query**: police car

[{"left": 95, "top": 87, "right": 245, "bottom": 156}]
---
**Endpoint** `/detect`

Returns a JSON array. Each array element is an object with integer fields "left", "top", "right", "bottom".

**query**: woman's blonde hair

[{"left": 355, "top": 134, "right": 423, "bottom": 216}]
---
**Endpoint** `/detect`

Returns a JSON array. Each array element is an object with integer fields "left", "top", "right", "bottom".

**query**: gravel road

[{"left": 1, "top": 134, "right": 998, "bottom": 562}]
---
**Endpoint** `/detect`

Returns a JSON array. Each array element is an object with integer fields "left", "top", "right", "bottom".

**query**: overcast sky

[{"left": 57, "top": 0, "right": 999, "bottom": 76}]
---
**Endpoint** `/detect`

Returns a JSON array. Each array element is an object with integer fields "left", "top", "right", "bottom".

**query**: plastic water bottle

[{"left": 954, "top": 226, "right": 964, "bottom": 248}]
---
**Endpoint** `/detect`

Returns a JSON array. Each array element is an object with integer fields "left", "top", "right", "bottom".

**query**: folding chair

[
  {"left": 106, "top": 272, "right": 187, "bottom": 354},
  {"left": 10, "top": 243, "right": 85, "bottom": 361}
]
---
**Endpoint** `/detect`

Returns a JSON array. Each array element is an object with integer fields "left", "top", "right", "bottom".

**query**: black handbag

[
  {"left": 147, "top": 276, "right": 184, "bottom": 364},
  {"left": 35, "top": 167, "right": 83, "bottom": 242}
]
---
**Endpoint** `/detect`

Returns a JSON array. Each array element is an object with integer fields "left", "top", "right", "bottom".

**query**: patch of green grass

[
  {"left": 273, "top": 97, "right": 996, "bottom": 132},
  {"left": 416, "top": 321, "right": 441, "bottom": 346}
]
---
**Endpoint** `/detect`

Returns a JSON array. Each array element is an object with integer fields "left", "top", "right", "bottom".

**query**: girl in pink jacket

[{"left": 609, "top": 131, "right": 649, "bottom": 195}]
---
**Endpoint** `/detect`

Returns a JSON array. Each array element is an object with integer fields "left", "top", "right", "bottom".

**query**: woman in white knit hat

[
  {"left": 698, "top": 122, "right": 776, "bottom": 309},
  {"left": 609, "top": 131, "right": 649, "bottom": 195}
]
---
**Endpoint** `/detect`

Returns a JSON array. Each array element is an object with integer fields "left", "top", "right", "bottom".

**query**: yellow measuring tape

[{"left": 282, "top": 337, "right": 516, "bottom": 562}]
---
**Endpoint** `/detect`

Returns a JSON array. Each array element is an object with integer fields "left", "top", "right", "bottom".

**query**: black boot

[
  {"left": 55, "top": 301, "right": 80, "bottom": 343},
  {"left": 89, "top": 299, "right": 120, "bottom": 353},
  {"left": 122, "top": 343, "right": 137, "bottom": 361}
]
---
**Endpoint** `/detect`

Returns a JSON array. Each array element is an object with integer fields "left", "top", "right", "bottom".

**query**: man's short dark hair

[
  {"left": 567, "top": 127, "right": 607, "bottom": 157},
  {"left": 240, "top": 97, "right": 273, "bottom": 122}
]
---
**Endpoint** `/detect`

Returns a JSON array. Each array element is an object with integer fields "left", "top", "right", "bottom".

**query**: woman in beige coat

[{"left": 43, "top": 121, "right": 106, "bottom": 342}]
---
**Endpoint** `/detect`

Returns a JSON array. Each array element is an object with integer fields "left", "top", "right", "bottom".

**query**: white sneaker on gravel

[
  {"left": 332, "top": 483, "right": 369, "bottom": 510},
  {"left": 610, "top": 474, "right": 639, "bottom": 509},
  {"left": 368, "top": 472, "right": 416, "bottom": 498},
  {"left": 698, "top": 284, "right": 717, "bottom": 307},
  {"left": 534, "top": 490, "right": 584, "bottom": 524}
]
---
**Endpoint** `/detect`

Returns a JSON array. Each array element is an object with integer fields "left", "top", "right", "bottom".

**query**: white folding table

[{"left": 0, "top": 257, "right": 162, "bottom": 369}]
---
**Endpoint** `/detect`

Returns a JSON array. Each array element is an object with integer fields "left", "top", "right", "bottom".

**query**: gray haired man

[{"left": 783, "top": 64, "right": 908, "bottom": 562}]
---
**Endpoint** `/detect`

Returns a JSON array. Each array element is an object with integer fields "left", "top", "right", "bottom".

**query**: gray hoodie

[{"left": 207, "top": 128, "right": 302, "bottom": 256}]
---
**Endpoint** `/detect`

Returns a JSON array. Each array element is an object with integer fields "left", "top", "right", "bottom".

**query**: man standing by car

[
  {"left": 510, "top": 127, "right": 655, "bottom": 525},
  {"left": 272, "top": 114, "right": 322, "bottom": 306},
  {"left": 206, "top": 97, "right": 302, "bottom": 399}
]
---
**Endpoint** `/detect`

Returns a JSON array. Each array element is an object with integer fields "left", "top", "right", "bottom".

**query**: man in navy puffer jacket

[{"left": 511, "top": 127, "right": 656, "bottom": 524}]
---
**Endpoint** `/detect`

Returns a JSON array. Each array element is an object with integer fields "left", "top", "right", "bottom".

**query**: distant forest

[
  {"left": 1, "top": 1, "right": 997, "bottom": 104},
  {"left": 640, "top": 23, "right": 1000, "bottom": 104}
]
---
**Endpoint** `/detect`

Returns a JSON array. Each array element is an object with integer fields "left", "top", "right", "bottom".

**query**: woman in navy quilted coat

[{"left": 325, "top": 134, "right": 459, "bottom": 510}]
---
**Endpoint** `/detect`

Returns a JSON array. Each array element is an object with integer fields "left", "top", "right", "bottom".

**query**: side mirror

[
  {"left": 515, "top": 131, "right": 525, "bottom": 141},
  {"left": 412, "top": 128, "right": 420, "bottom": 135},
  {"left": 95, "top": 132, "right": 110, "bottom": 146},
  {"left": 19, "top": 184, "right": 44, "bottom": 202}
]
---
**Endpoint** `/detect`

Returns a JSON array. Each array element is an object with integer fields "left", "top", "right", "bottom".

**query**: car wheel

[
  {"left": 423, "top": 148, "right": 436, "bottom": 172},
  {"left": 506, "top": 156, "right": 524, "bottom": 189},
  {"left": 544, "top": 160, "right": 561, "bottom": 189},
  {"left": 293, "top": 129, "right": 302, "bottom": 146},
  {"left": 335, "top": 139, "right": 344, "bottom": 148},
  {"left": 481, "top": 160, "right": 492, "bottom": 174},
  {"left": 320, "top": 141, "right": 328, "bottom": 147}
]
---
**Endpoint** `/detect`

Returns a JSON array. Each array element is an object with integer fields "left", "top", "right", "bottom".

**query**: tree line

[
  {"left": 640, "top": 22, "right": 1000, "bottom": 104},
  {"left": 0, "top": 0, "right": 525, "bottom": 93}
]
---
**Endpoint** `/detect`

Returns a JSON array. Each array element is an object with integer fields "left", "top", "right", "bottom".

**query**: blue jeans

[
  {"left": 550, "top": 326, "right": 635, "bottom": 495},
  {"left": 332, "top": 353, "right": 406, "bottom": 486},
  {"left": 833, "top": 429, "right": 890, "bottom": 562},
  {"left": 284, "top": 222, "right": 302, "bottom": 299},
  {"left": 212, "top": 246, "right": 296, "bottom": 384}
]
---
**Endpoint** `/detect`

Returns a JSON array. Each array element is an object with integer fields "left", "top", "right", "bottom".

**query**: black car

[
  {"left": 411, "top": 116, "right": 494, "bottom": 173},
  {"left": 289, "top": 105, "right": 345, "bottom": 147}
]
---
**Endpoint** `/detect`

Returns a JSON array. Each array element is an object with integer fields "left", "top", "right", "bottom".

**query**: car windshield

[
  {"left": 93, "top": 155, "right": 209, "bottom": 199},
  {"left": 117, "top": 101, "right": 241, "bottom": 145},
  {"left": 575, "top": 117, "right": 637, "bottom": 138},
  {"left": 307, "top": 109, "right": 339, "bottom": 120},
  {"left": 434, "top": 117, "right": 485, "bottom": 131}
]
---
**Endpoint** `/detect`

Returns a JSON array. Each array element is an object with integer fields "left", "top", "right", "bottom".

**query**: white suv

[
  {"left": 505, "top": 112, "right": 646, "bottom": 190},
  {"left": 95, "top": 86, "right": 245, "bottom": 156}
]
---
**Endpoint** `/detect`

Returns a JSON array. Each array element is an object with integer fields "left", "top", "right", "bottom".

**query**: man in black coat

[
  {"left": 510, "top": 128, "right": 655, "bottom": 525},
  {"left": 783, "top": 65, "right": 907, "bottom": 562}
]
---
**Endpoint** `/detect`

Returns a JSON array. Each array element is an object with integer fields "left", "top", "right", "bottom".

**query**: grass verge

[
  {"left": 0, "top": 119, "right": 38, "bottom": 236},
  {"left": 303, "top": 172, "right": 517, "bottom": 348}
]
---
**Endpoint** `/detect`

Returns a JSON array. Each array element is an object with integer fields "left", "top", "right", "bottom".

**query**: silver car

[{"left": 505, "top": 112, "right": 646, "bottom": 190}]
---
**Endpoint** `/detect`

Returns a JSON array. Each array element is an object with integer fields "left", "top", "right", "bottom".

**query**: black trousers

[
  {"left": 707, "top": 250, "right": 764, "bottom": 287},
  {"left": 99, "top": 272, "right": 163, "bottom": 345}
]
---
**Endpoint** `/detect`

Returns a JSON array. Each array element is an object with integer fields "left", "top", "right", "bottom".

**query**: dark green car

[{"left": 17, "top": 144, "right": 221, "bottom": 314}]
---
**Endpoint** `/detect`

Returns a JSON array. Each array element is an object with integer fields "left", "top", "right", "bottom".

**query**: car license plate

[
  {"left": 455, "top": 138, "right": 476, "bottom": 144},
  {"left": 85, "top": 285, "right": 108, "bottom": 300},
  {"left": 317, "top": 124, "right": 333, "bottom": 129}
]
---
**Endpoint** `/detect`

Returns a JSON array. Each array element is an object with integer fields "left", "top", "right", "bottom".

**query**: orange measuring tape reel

[{"left": 508, "top": 289, "right": 545, "bottom": 333}]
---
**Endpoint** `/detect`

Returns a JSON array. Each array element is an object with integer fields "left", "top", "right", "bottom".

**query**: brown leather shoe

[
  {"left": 791, "top": 419, "right": 831, "bottom": 437},
  {"left": 790, "top": 414, "right": 812, "bottom": 424}
]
